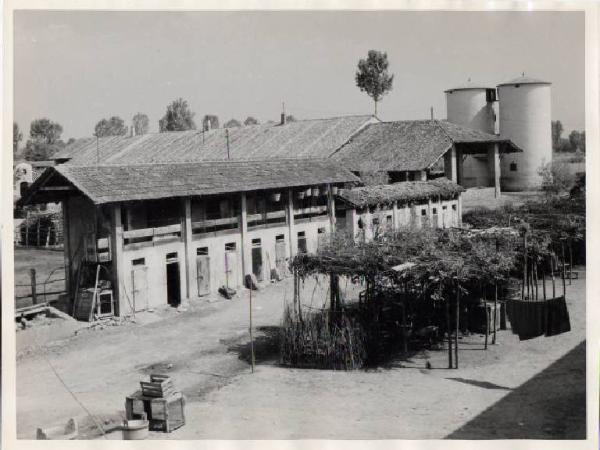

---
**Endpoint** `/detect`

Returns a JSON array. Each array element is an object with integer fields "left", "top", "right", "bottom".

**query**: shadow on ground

[
  {"left": 228, "top": 326, "right": 281, "bottom": 365},
  {"left": 446, "top": 341, "right": 586, "bottom": 440}
]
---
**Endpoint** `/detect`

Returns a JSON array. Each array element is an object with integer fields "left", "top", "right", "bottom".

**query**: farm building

[
  {"left": 19, "top": 114, "right": 513, "bottom": 318},
  {"left": 20, "top": 159, "right": 359, "bottom": 316},
  {"left": 336, "top": 178, "right": 465, "bottom": 242}
]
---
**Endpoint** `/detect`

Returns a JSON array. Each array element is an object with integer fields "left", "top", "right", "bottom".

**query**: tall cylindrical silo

[
  {"left": 445, "top": 82, "right": 497, "bottom": 187},
  {"left": 497, "top": 76, "right": 552, "bottom": 191}
]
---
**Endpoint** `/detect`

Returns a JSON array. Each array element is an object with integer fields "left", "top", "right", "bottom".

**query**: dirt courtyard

[{"left": 15, "top": 263, "right": 586, "bottom": 440}]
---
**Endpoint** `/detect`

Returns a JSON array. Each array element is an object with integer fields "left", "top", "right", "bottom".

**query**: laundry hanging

[{"left": 506, "top": 296, "right": 570, "bottom": 341}]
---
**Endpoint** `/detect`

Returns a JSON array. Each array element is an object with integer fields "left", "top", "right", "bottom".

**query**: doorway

[
  {"left": 275, "top": 234, "right": 287, "bottom": 274},
  {"left": 131, "top": 258, "right": 149, "bottom": 312},
  {"left": 166, "top": 252, "right": 181, "bottom": 307},
  {"left": 251, "top": 238, "right": 263, "bottom": 281},
  {"left": 196, "top": 247, "right": 210, "bottom": 296}
]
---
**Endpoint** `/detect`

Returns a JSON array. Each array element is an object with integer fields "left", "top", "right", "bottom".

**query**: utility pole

[{"left": 226, "top": 128, "right": 230, "bottom": 160}]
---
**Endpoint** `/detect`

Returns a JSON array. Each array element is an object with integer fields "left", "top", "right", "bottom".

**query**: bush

[{"left": 279, "top": 306, "right": 367, "bottom": 370}]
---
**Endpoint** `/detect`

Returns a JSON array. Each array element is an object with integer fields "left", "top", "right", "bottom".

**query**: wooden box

[
  {"left": 140, "top": 374, "right": 176, "bottom": 398},
  {"left": 125, "top": 391, "right": 185, "bottom": 433}
]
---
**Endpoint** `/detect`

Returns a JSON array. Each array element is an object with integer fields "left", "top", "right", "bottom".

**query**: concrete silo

[
  {"left": 497, "top": 76, "right": 552, "bottom": 191},
  {"left": 445, "top": 81, "right": 498, "bottom": 187}
]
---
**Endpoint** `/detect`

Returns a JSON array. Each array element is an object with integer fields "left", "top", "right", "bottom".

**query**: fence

[
  {"left": 15, "top": 267, "right": 67, "bottom": 311},
  {"left": 15, "top": 211, "right": 64, "bottom": 248}
]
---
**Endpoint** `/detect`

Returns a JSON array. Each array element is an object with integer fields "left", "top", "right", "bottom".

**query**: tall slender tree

[
  {"left": 132, "top": 113, "right": 150, "bottom": 135},
  {"left": 355, "top": 50, "right": 394, "bottom": 115},
  {"left": 159, "top": 98, "right": 196, "bottom": 132},
  {"left": 94, "top": 116, "right": 128, "bottom": 137}
]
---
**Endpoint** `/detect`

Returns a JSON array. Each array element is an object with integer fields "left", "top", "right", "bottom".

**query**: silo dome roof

[
  {"left": 497, "top": 76, "right": 551, "bottom": 87},
  {"left": 444, "top": 81, "right": 493, "bottom": 93}
]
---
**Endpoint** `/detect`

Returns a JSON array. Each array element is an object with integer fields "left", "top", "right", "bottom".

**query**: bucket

[{"left": 122, "top": 419, "right": 149, "bottom": 440}]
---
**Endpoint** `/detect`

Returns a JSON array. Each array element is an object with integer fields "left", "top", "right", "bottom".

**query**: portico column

[
  {"left": 444, "top": 145, "right": 458, "bottom": 183},
  {"left": 346, "top": 208, "right": 358, "bottom": 242},
  {"left": 182, "top": 198, "right": 193, "bottom": 301},
  {"left": 61, "top": 199, "right": 71, "bottom": 296},
  {"left": 488, "top": 143, "right": 501, "bottom": 198},
  {"left": 327, "top": 184, "right": 336, "bottom": 233},
  {"left": 456, "top": 147, "right": 464, "bottom": 185},
  {"left": 287, "top": 189, "right": 297, "bottom": 258},
  {"left": 392, "top": 201, "right": 398, "bottom": 231},
  {"left": 240, "top": 193, "right": 250, "bottom": 281},
  {"left": 110, "top": 204, "right": 125, "bottom": 316}
]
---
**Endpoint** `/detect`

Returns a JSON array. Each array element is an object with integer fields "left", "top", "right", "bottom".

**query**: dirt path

[{"left": 16, "top": 271, "right": 586, "bottom": 440}]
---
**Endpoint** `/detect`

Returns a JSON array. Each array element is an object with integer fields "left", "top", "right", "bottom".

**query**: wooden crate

[
  {"left": 140, "top": 374, "right": 176, "bottom": 398},
  {"left": 125, "top": 391, "right": 185, "bottom": 433}
]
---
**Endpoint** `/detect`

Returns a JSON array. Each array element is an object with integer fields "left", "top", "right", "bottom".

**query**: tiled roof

[
  {"left": 20, "top": 159, "right": 360, "bottom": 205},
  {"left": 55, "top": 115, "right": 375, "bottom": 165},
  {"left": 337, "top": 178, "right": 465, "bottom": 208},
  {"left": 331, "top": 120, "right": 521, "bottom": 172}
]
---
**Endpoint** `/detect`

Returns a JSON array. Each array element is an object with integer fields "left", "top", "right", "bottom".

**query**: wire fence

[{"left": 15, "top": 266, "right": 67, "bottom": 310}]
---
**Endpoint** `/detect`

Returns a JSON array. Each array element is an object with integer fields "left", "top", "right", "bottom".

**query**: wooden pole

[
  {"left": 483, "top": 285, "right": 488, "bottom": 350},
  {"left": 446, "top": 295, "right": 453, "bottom": 369},
  {"left": 249, "top": 285, "right": 255, "bottom": 373},
  {"left": 542, "top": 264, "right": 546, "bottom": 300},
  {"left": 569, "top": 238, "right": 573, "bottom": 285},
  {"left": 402, "top": 302, "right": 408, "bottom": 354},
  {"left": 551, "top": 254, "right": 556, "bottom": 298},
  {"left": 455, "top": 284, "right": 459, "bottom": 369},
  {"left": 522, "top": 234, "right": 527, "bottom": 300},
  {"left": 534, "top": 262, "right": 539, "bottom": 301},
  {"left": 493, "top": 283, "right": 498, "bottom": 345},
  {"left": 36, "top": 219, "right": 41, "bottom": 247},
  {"left": 30, "top": 268, "right": 37, "bottom": 305},
  {"left": 561, "top": 241, "right": 566, "bottom": 298},
  {"left": 25, "top": 211, "right": 29, "bottom": 246}
]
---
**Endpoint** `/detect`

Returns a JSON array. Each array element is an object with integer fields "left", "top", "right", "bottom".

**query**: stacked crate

[{"left": 125, "top": 375, "right": 185, "bottom": 433}]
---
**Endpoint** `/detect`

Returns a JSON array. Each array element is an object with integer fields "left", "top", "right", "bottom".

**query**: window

[
  {"left": 132, "top": 258, "right": 145, "bottom": 266},
  {"left": 386, "top": 215, "right": 393, "bottom": 224},
  {"left": 432, "top": 208, "right": 437, "bottom": 215},
  {"left": 197, "top": 247, "right": 208, "bottom": 256},
  {"left": 317, "top": 228, "right": 326, "bottom": 234},
  {"left": 372, "top": 217, "right": 380, "bottom": 226},
  {"left": 225, "top": 242, "right": 236, "bottom": 252},
  {"left": 252, "top": 238, "right": 261, "bottom": 247},
  {"left": 421, "top": 209, "right": 427, "bottom": 216},
  {"left": 166, "top": 252, "right": 178, "bottom": 262},
  {"left": 452, "top": 204, "right": 457, "bottom": 211},
  {"left": 276, "top": 234, "right": 285, "bottom": 243},
  {"left": 510, "top": 162, "right": 518, "bottom": 172},
  {"left": 442, "top": 205, "right": 447, "bottom": 210}
]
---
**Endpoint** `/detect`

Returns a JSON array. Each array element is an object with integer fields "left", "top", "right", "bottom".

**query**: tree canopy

[
  {"left": 224, "top": 119, "right": 242, "bottom": 128},
  {"left": 22, "top": 118, "right": 65, "bottom": 161},
  {"left": 94, "top": 116, "right": 128, "bottom": 137},
  {"left": 244, "top": 116, "right": 259, "bottom": 126},
  {"left": 159, "top": 98, "right": 196, "bottom": 132},
  {"left": 568, "top": 130, "right": 585, "bottom": 153},
  {"left": 132, "top": 113, "right": 149, "bottom": 135},
  {"left": 355, "top": 50, "right": 394, "bottom": 115}
]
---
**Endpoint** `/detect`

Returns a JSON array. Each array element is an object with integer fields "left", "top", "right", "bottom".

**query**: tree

[
  {"left": 13, "top": 122, "right": 23, "bottom": 156},
  {"left": 568, "top": 130, "right": 585, "bottom": 153},
  {"left": 538, "top": 160, "right": 575, "bottom": 196},
  {"left": 224, "top": 119, "right": 242, "bottom": 128},
  {"left": 94, "top": 116, "right": 128, "bottom": 137},
  {"left": 285, "top": 115, "right": 297, "bottom": 123},
  {"left": 355, "top": 50, "right": 394, "bottom": 115},
  {"left": 159, "top": 98, "right": 196, "bottom": 132},
  {"left": 551, "top": 120, "right": 564, "bottom": 151},
  {"left": 132, "top": 113, "right": 149, "bottom": 135},
  {"left": 22, "top": 118, "right": 65, "bottom": 161},
  {"left": 203, "top": 115, "right": 219, "bottom": 131},
  {"left": 244, "top": 116, "right": 259, "bottom": 126},
  {"left": 29, "top": 118, "right": 63, "bottom": 144}
]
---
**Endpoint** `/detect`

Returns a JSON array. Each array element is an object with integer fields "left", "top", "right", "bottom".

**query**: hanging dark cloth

[{"left": 506, "top": 296, "right": 570, "bottom": 341}]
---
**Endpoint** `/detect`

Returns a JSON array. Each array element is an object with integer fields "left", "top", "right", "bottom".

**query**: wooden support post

[
  {"left": 287, "top": 189, "right": 297, "bottom": 258},
  {"left": 542, "top": 265, "right": 546, "bottom": 300},
  {"left": 551, "top": 254, "right": 556, "bottom": 298},
  {"left": 62, "top": 199, "right": 71, "bottom": 296},
  {"left": 569, "top": 238, "right": 573, "bottom": 285},
  {"left": 25, "top": 211, "right": 29, "bottom": 246},
  {"left": 492, "top": 283, "right": 498, "bottom": 344},
  {"left": 249, "top": 284, "right": 255, "bottom": 373},
  {"left": 444, "top": 145, "right": 458, "bottom": 183},
  {"left": 488, "top": 143, "right": 501, "bottom": 198},
  {"left": 110, "top": 204, "right": 125, "bottom": 316},
  {"left": 327, "top": 184, "right": 336, "bottom": 234},
  {"left": 36, "top": 219, "right": 41, "bottom": 247},
  {"left": 392, "top": 201, "right": 398, "bottom": 231},
  {"left": 240, "top": 193, "right": 250, "bottom": 280},
  {"left": 534, "top": 262, "right": 539, "bottom": 301},
  {"left": 561, "top": 241, "right": 566, "bottom": 298},
  {"left": 455, "top": 284, "right": 459, "bottom": 369},
  {"left": 30, "top": 268, "right": 37, "bottom": 305},
  {"left": 182, "top": 198, "right": 193, "bottom": 301},
  {"left": 522, "top": 233, "right": 527, "bottom": 300},
  {"left": 483, "top": 286, "right": 488, "bottom": 350},
  {"left": 446, "top": 296, "right": 452, "bottom": 369}
]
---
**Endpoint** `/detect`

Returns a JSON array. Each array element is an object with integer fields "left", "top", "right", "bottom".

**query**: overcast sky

[{"left": 14, "top": 10, "right": 584, "bottom": 140}]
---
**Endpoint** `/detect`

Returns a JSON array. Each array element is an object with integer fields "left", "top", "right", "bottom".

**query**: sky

[{"left": 14, "top": 10, "right": 585, "bottom": 140}]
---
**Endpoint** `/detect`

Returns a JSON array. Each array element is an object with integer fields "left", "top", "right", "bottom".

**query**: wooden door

[
  {"left": 252, "top": 243, "right": 263, "bottom": 281},
  {"left": 224, "top": 251, "right": 238, "bottom": 288},
  {"left": 275, "top": 240, "right": 287, "bottom": 274},
  {"left": 196, "top": 255, "right": 210, "bottom": 296},
  {"left": 131, "top": 266, "right": 149, "bottom": 312}
]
